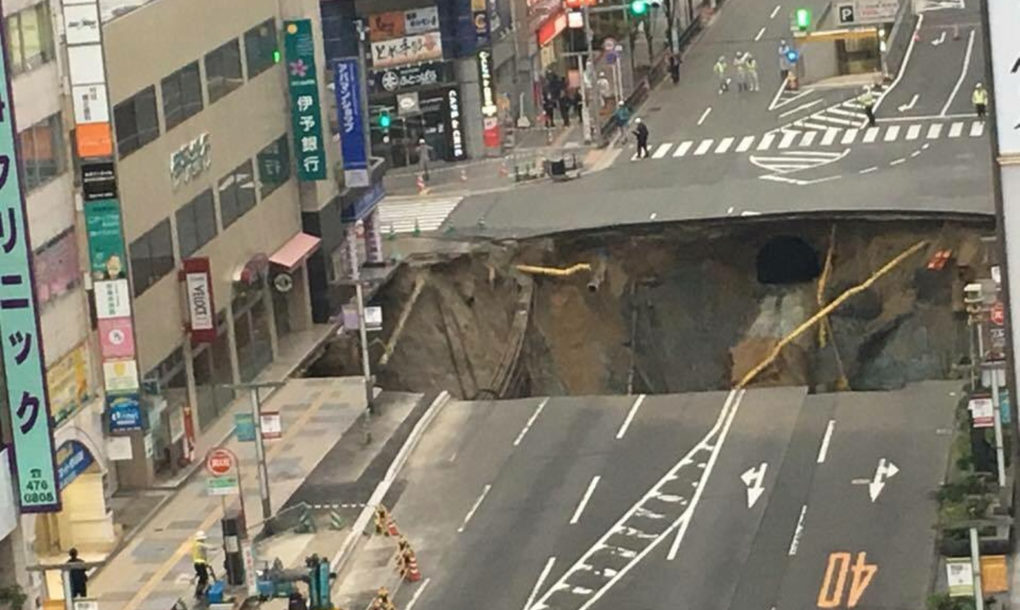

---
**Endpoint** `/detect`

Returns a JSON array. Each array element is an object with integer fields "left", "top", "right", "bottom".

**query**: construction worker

[
  {"left": 745, "top": 53, "right": 760, "bottom": 92},
  {"left": 372, "top": 587, "right": 395, "bottom": 610},
  {"left": 778, "top": 40, "right": 793, "bottom": 82},
  {"left": 973, "top": 83, "right": 989, "bottom": 119},
  {"left": 858, "top": 85, "right": 877, "bottom": 127},
  {"left": 733, "top": 52, "right": 747, "bottom": 92},
  {"left": 191, "top": 531, "right": 214, "bottom": 598},
  {"left": 714, "top": 55, "right": 729, "bottom": 94}
]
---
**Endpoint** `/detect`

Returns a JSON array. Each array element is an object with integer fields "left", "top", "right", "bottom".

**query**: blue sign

[
  {"left": 56, "top": 441, "right": 94, "bottom": 491},
  {"left": 234, "top": 412, "right": 256, "bottom": 442},
  {"left": 107, "top": 394, "right": 143, "bottom": 432},
  {"left": 340, "top": 181, "right": 385, "bottom": 223},
  {"left": 335, "top": 58, "right": 369, "bottom": 187},
  {"left": 1000, "top": 389, "right": 1011, "bottom": 425}
]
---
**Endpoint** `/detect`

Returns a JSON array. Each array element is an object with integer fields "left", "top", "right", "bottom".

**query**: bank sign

[{"left": 284, "top": 20, "right": 327, "bottom": 181}]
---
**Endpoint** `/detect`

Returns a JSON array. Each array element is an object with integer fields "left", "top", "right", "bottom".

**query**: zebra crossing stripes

[
  {"left": 757, "top": 133, "right": 776, "bottom": 150},
  {"left": 862, "top": 127, "right": 880, "bottom": 143},
  {"left": 652, "top": 143, "right": 672, "bottom": 158},
  {"left": 821, "top": 128, "right": 840, "bottom": 146},
  {"left": 378, "top": 195, "right": 463, "bottom": 234},
  {"left": 927, "top": 124, "right": 942, "bottom": 139},
  {"left": 715, "top": 137, "right": 735, "bottom": 154},
  {"left": 736, "top": 136, "right": 755, "bottom": 152},
  {"left": 779, "top": 131, "right": 799, "bottom": 148},
  {"left": 800, "top": 131, "right": 817, "bottom": 146},
  {"left": 948, "top": 122, "right": 964, "bottom": 137},
  {"left": 673, "top": 141, "right": 693, "bottom": 157},
  {"left": 841, "top": 129, "right": 859, "bottom": 145},
  {"left": 883, "top": 125, "right": 901, "bottom": 142},
  {"left": 970, "top": 122, "right": 985, "bottom": 137},
  {"left": 694, "top": 140, "right": 714, "bottom": 155},
  {"left": 906, "top": 124, "right": 922, "bottom": 140}
]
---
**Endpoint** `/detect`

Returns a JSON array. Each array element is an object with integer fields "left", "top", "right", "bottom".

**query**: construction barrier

[
  {"left": 375, "top": 505, "right": 389, "bottom": 536},
  {"left": 329, "top": 508, "right": 345, "bottom": 531}
]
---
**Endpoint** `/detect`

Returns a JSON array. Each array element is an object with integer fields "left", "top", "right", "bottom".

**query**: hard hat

[
  {"left": 719, "top": 55, "right": 726, "bottom": 61},
  {"left": 780, "top": 39, "right": 787, "bottom": 45},
  {"left": 195, "top": 530, "right": 207, "bottom": 540},
  {"left": 617, "top": 101, "right": 624, "bottom": 106},
  {"left": 635, "top": 117, "right": 643, "bottom": 123},
  {"left": 976, "top": 82, "right": 983, "bottom": 87}
]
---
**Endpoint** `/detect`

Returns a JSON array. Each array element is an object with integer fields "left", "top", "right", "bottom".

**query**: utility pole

[
  {"left": 581, "top": 4, "right": 595, "bottom": 144},
  {"left": 354, "top": 281, "right": 374, "bottom": 411},
  {"left": 969, "top": 526, "right": 984, "bottom": 610},
  {"left": 222, "top": 381, "right": 285, "bottom": 526}
]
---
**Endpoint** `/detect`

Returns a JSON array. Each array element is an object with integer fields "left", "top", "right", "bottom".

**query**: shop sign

[
  {"left": 447, "top": 89, "right": 466, "bottom": 160},
  {"left": 260, "top": 411, "right": 282, "bottom": 439},
  {"left": 397, "top": 92, "right": 420, "bottom": 115},
  {"left": 107, "top": 393, "right": 143, "bottom": 432},
  {"left": 103, "top": 359, "right": 140, "bottom": 393},
  {"left": 840, "top": 0, "right": 898, "bottom": 23},
  {"left": 946, "top": 558, "right": 973, "bottom": 597},
  {"left": 207, "top": 475, "right": 239, "bottom": 495},
  {"left": 0, "top": 449, "right": 16, "bottom": 539},
  {"left": 369, "top": 11, "right": 405, "bottom": 42},
  {"left": 84, "top": 199, "right": 127, "bottom": 281},
  {"left": 335, "top": 58, "right": 370, "bottom": 188},
  {"left": 55, "top": 440, "right": 94, "bottom": 491},
  {"left": 97, "top": 316, "right": 135, "bottom": 359},
  {"left": 370, "top": 61, "right": 454, "bottom": 94},
  {"left": 106, "top": 436, "right": 132, "bottom": 461},
  {"left": 405, "top": 6, "right": 439, "bottom": 34},
  {"left": 478, "top": 50, "right": 501, "bottom": 149},
  {"left": 94, "top": 279, "right": 131, "bottom": 319},
  {"left": 170, "top": 133, "right": 211, "bottom": 189},
  {"left": 81, "top": 161, "right": 117, "bottom": 202},
  {"left": 234, "top": 413, "right": 256, "bottom": 442},
  {"left": 538, "top": 10, "right": 567, "bottom": 46},
  {"left": 284, "top": 20, "right": 327, "bottom": 181},
  {"left": 182, "top": 257, "right": 216, "bottom": 343},
  {"left": 46, "top": 343, "right": 90, "bottom": 425},
  {"left": 0, "top": 37, "right": 60, "bottom": 512},
  {"left": 370, "top": 32, "right": 443, "bottom": 69},
  {"left": 969, "top": 395, "right": 994, "bottom": 428},
  {"left": 474, "top": 10, "right": 489, "bottom": 37}
]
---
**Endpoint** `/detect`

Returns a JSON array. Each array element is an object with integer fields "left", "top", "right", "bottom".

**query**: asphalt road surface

[
  {"left": 338, "top": 381, "right": 958, "bottom": 610},
  {"left": 442, "top": 0, "right": 994, "bottom": 239}
]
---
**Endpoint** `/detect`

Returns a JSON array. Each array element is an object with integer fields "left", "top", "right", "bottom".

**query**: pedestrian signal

[
  {"left": 795, "top": 8, "right": 811, "bottom": 30},
  {"left": 630, "top": 0, "right": 649, "bottom": 14}
]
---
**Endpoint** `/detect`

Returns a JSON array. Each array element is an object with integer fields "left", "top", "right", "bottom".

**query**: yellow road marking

[{"left": 817, "top": 551, "right": 877, "bottom": 609}]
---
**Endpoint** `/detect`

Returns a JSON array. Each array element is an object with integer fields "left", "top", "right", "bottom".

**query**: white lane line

[
  {"left": 755, "top": 26, "right": 767, "bottom": 41},
  {"left": 406, "top": 578, "right": 432, "bottom": 610},
  {"left": 458, "top": 484, "right": 492, "bottom": 532},
  {"left": 812, "top": 114, "right": 856, "bottom": 126},
  {"left": 787, "top": 505, "right": 808, "bottom": 555},
  {"left": 652, "top": 143, "right": 672, "bottom": 159},
  {"left": 862, "top": 127, "right": 880, "bottom": 143},
  {"left": 715, "top": 137, "right": 735, "bottom": 153},
  {"left": 757, "top": 133, "right": 776, "bottom": 150},
  {"left": 449, "top": 452, "right": 458, "bottom": 462},
  {"left": 859, "top": 166, "right": 879, "bottom": 174},
  {"left": 941, "top": 29, "right": 976, "bottom": 116},
  {"left": 830, "top": 107, "right": 863, "bottom": 119},
  {"left": 840, "top": 128, "right": 859, "bottom": 144},
  {"left": 799, "top": 131, "right": 817, "bottom": 147},
  {"left": 948, "top": 122, "right": 964, "bottom": 137},
  {"left": 890, "top": 157, "right": 906, "bottom": 166},
  {"left": 797, "top": 120, "right": 831, "bottom": 130},
  {"left": 910, "top": 149, "right": 922, "bottom": 157},
  {"left": 883, "top": 125, "right": 901, "bottom": 142},
  {"left": 770, "top": 4, "right": 782, "bottom": 18},
  {"left": 778, "top": 131, "right": 798, "bottom": 148},
  {"left": 673, "top": 141, "right": 694, "bottom": 157},
  {"left": 970, "top": 121, "right": 985, "bottom": 137},
  {"left": 881, "top": 112, "right": 976, "bottom": 123},
  {"left": 816, "top": 420, "right": 836, "bottom": 463},
  {"left": 736, "top": 135, "right": 756, "bottom": 152},
  {"left": 616, "top": 394, "right": 646, "bottom": 439},
  {"left": 778, "top": 98, "right": 825, "bottom": 119},
  {"left": 693, "top": 139, "right": 714, "bottom": 155},
  {"left": 905, "top": 124, "right": 922, "bottom": 140},
  {"left": 927, "top": 123, "right": 943, "bottom": 139},
  {"left": 874, "top": 13, "right": 924, "bottom": 113},
  {"left": 820, "top": 128, "right": 840, "bottom": 146},
  {"left": 513, "top": 398, "right": 549, "bottom": 446},
  {"left": 523, "top": 557, "right": 556, "bottom": 610},
  {"left": 570, "top": 476, "right": 602, "bottom": 524},
  {"left": 697, "top": 107, "right": 713, "bottom": 125}
]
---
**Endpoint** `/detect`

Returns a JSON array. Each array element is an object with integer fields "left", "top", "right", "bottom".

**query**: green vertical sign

[
  {"left": 0, "top": 23, "right": 59, "bottom": 512},
  {"left": 284, "top": 19, "right": 327, "bottom": 181},
  {"left": 84, "top": 199, "right": 128, "bottom": 281}
]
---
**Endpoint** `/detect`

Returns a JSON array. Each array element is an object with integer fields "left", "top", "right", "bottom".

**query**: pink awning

[{"left": 269, "top": 232, "right": 321, "bottom": 271}]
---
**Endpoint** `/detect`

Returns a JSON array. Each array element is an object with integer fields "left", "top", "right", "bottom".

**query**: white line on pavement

[
  {"left": 673, "top": 141, "right": 694, "bottom": 157},
  {"left": 841, "top": 128, "right": 859, "bottom": 144},
  {"left": 890, "top": 157, "right": 906, "bottom": 166},
  {"left": 697, "top": 107, "right": 713, "bottom": 125},
  {"left": 652, "top": 143, "right": 672, "bottom": 158},
  {"left": 755, "top": 26, "right": 767, "bottom": 41},
  {"left": 970, "top": 121, "right": 985, "bottom": 137},
  {"left": 905, "top": 124, "right": 922, "bottom": 140},
  {"left": 617, "top": 395, "right": 646, "bottom": 439},
  {"left": 799, "top": 131, "right": 817, "bottom": 146},
  {"left": 787, "top": 505, "right": 808, "bottom": 555},
  {"left": 736, "top": 136, "right": 756, "bottom": 152},
  {"left": 406, "top": 578, "right": 432, "bottom": 610},
  {"left": 523, "top": 558, "right": 556, "bottom": 610},
  {"left": 694, "top": 139, "right": 714, "bottom": 155},
  {"left": 949, "top": 122, "right": 964, "bottom": 137},
  {"left": 770, "top": 4, "right": 782, "bottom": 18},
  {"left": 513, "top": 398, "right": 549, "bottom": 446},
  {"left": 884, "top": 125, "right": 901, "bottom": 142},
  {"left": 874, "top": 13, "right": 924, "bottom": 113},
  {"left": 778, "top": 98, "right": 825, "bottom": 119},
  {"left": 458, "top": 484, "right": 492, "bottom": 533},
  {"left": 879, "top": 112, "right": 976, "bottom": 123},
  {"left": 778, "top": 131, "right": 798, "bottom": 148},
  {"left": 570, "top": 476, "right": 602, "bottom": 524},
  {"left": 817, "top": 420, "right": 835, "bottom": 463},
  {"left": 859, "top": 166, "right": 879, "bottom": 174},
  {"left": 862, "top": 127, "right": 880, "bottom": 143},
  {"left": 757, "top": 133, "right": 777, "bottom": 150},
  {"left": 910, "top": 149, "right": 922, "bottom": 157},
  {"left": 941, "top": 29, "right": 975, "bottom": 116},
  {"left": 715, "top": 137, "right": 735, "bottom": 153},
  {"left": 927, "top": 123, "right": 943, "bottom": 139},
  {"left": 820, "top": 128, "right": 840, "bottom": 146}
]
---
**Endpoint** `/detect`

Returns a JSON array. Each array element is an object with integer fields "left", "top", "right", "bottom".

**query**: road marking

[
  {"left": 883, "top": 125, "right": 900, "bottom": 141},
  {"left": 890, "top": 157, "right": 906, "bottom": 166},
  {"left": 859, "top": 166, "right": 879, "bottom": 174},
  {"left": 407, "top": 578, "right": 432, "bottom": 610},
  {"left": 816, "top": 420, "right": 835, "bottom": 463},
  {"left": 940, "top": 29, "right": 975, "bottom": 116},
  {"left": 910, "top": 149, "right": 922, "bottom": 157},
  {"left": 458, "top": 484, "right": 492, "bottom": 532},
  {"left": 715, "top": 137, "right": 735, "bottom": 153},
  {"left": 694, "top": 139, "right": 714, "bottom": 155},
  {"left": 778, "top": 98, "right": 825, "bottom": 119},
  {"left": 820, "top": 128, "right": 840, "bottom": 146},
  {"left": 799, "top": 131, "right": 817, "bottom": 146},
  {"left": 948, "top": 122, "right": 964, "bottom": 137},
  {"left": 736, "top": 136, "right": 756, "bottom": 152},
  {"left": 798, "top": 120, "right": 832, "bottom": 130},
  {"left": 867, "top": 458, "right": 899, "bottom": 502},
  {"left": 449, "top": 452, "right": 458, "bottom": 462},
  {"left": 757, "top": 133, "right": 776, "bottom": 150},
  {"left": 830, "top": 106, "right": 863, "bottom": 118},
  {"left": 927, "top": 123, "right": 943, "bottom": 139},
  {"left": 862, "top": 127, "right": 880, "bottom": 143},
  {"left": 970, "top": 120, "right": 985, "bottom": 137},
  {"left": 905, "top": 124, "right": 921, "bottom": 140},
  {"left": 897, "top": 93, "right": 920, "bottom": 112},
  {"left": 812, "top": 114, "right": 856, "bottom": 127},
  {"left": 740, "top": 462, "right": 768, "bottom": 508},
  {"left": 697, "top": 107, "right": 713, "bottom": 125},
  {"left": 514, "top": 398, "right": 549, "bottom": 446},
  {"left": 755, "top": 26, "right": 767, "bottom": 41},
  {"left": 652, "top": 143, "right": 672, "bottom": 158},
  {"left": 570, "top": 476, "right": 602, "bottom": 524},
  {"left": 616, "top": 394, "right": 646, "bottom": 439},
  {"left": 841, "top": 128, "right": 859, "bottom": 144},
  {"left": 874, "top": 13, "right": 924, "bottom": 113},
  {"left": 881, "top": 112, "right": 976, "bottom": 123},
  {"left": 770, "top": 4, "right": 782, "bottom": 18},
  {"left": 931, "top": 30, "right": 946, "bottom": 46},
  {"left": 778, "top": 131, "right": 798, "bottom": 148},
  {"left": 524, "top": 557, "right": 556, "bottom": 610},
  {"left": 788, "top": 504, "right": 808, "bottom": 555},
  {"left": 818, "top": 552, "right": 877, "bottom": 608},
  {"left": 673, "top": 141, "right": 694, "bottom": 157}
]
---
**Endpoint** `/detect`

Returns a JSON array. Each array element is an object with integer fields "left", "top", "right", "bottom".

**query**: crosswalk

[
  {"left": 378, "top": 195, "right": 463, "bottom": 234},
  {"left": 631, "top": 119, "right": 986, "bottom": 161},
  {"left": 785, "top": 99, "right": 869, "bottom": 132}
]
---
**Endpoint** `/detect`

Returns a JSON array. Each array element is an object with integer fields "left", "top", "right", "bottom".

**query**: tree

[{"left": 0, "top": 584, "right": 27, "bottom": 610}]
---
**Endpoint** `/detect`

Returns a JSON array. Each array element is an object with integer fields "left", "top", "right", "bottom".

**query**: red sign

[
  {"left": 205, "top": 448, "right": 236, "bottom": 476},
  {"left": 537, "top": 10, "right": 567, "bottom": 46},
  {"left": 564, "top": 0, "right": 596, "bottom": 7},
  {"left": 180, "top": 258, "right": 217, "bottom": 343},
  {"left": 97, "top": 317, "right": 136, "bottom": 359},
  {"left": 991, "top": 302, "right": 1005, "bottom": 326}
]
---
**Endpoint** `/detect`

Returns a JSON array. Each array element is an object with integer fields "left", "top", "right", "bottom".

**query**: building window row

[
  {"left": 4, "top": 2, "right": 54, "bottom": 77},
  {"left": 113, "top": 18, "right": 278, "bottom": 158},
  {"left": 19, "top": 113, "right": 66, "bottom": 193},
  {"left": 33, "top": 228, "right": 80, "bottom": 308},
  {"left": 129, "top": 219, "right": 174, "bottom": 297},
  {"left": 176, "top": 188, "right": 218, "bottom": 259}
]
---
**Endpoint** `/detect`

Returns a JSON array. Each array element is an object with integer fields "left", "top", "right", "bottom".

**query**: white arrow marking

[
  {"left": 741, "top": 462, "right": 768, "bottom": 508},
  {"left": 931, "top": 31, "right": 946, "bottom": 45},
  {"left": 898, "top": 94, "right": 919, "bottom": 112},
  {"left": 868, "top": 458, "right": 898, "bottom": 502}
]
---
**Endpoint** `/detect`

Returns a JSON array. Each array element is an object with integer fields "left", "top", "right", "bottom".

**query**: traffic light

[
  {"left": 379, "top": 109, "right": 392, "bottom": 130},
  {"left": 794, "top": 8, "right": 811, "bottom": 30},
  {"left": 630, "top": 0, "right": 649, "bottom": 15}
]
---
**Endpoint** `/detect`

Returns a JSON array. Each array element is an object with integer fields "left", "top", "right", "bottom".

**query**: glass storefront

[
  {"left": 234, "top": 289, "right": 273, "bottom": 382},
  {"left": 193, "top": 312, "right": 235, "bottom": 430}
]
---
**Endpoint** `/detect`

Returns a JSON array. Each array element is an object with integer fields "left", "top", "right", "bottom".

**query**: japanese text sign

[
  {"left": 0, "top": 28, "right": 60, "bottom": 512},
  {"left": 84, "top": 199, "right": 127, "bottom": 281},
  {"left": 334, "top": 58, "right": 369, "bottom": 187},
  {"left": 370, "top": 32, "right": 443, "bottom": 69},
  {"left": 284, "top": 20, "right": 327, "bottom": 181}
]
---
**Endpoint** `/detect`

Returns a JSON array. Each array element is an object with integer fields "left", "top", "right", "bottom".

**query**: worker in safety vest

[
  {"left": 858, "top": 86, "right": 877, "bottom": 127},
  {"left": 973, "top": 83, "right": 989, "bottom": 119},
  {"left": 191, "top": 531, "right": 214, "bottom": 597}
]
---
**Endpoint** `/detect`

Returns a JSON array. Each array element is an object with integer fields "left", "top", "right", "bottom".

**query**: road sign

[
  {"left": 260, "top": 411, "right": 282, "bottom": 439},
  {"left": 205, "top": 448, "right": 237, "bottom": 477},
  {"left": 836, "top": 0, "right": 896, "bottom": 24},
  {"left": 991, "top": 301, "right": 1006, "bottom": 326},
  {"left": 837, "top": 3, "right": 855, "bottom": 23},
  {"left": 207, "top": 475, "right": 239, "bottom": 496},
  {"left": 234, "top": 413, "right": 256, "bottom": 442},
  {"left": 946, "top": 558, "right": 974, "bottom": 597},
  {"left": 969, "top": 395, "right": 995, "bottom": 428}
]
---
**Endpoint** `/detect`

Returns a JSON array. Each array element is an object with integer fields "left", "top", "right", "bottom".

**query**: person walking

[
  {"left": 67, "top": 548, "right": 88, "bottom": 599},
  {"left": 542, "top": 93, "right": 557, "bottom": 128},
  {"left": 613, "top": 102, "right": 631, "bottom": 144},
  {"left": 571, "top": 88, "right": 583, "bottom": 121},
  {"left": 633, "top": 118, "right": 650, "bottom": 159},
  {"left": 596, "top": 72, "right": 612, "bottom": 109},
  {"left": 192, "top": 531, "right": 214, "bottom": 598},
  {"left": 973, "top": 83, "right": 989, "bottom": 119},
  {"left": 714, "top": 56, "right": 729, "bottom": 94},
  {"left": 415, "top": 138, "right": 434, "bottom": 182},
  {"left": 669, "top": 53, "right": 681, "bottom": 84},
  {"left": 559, "top": 93, "right": 572, "bottom": 127},
  {"left": 778, "top": 40, "right": 793, "bottom": 82},
  {"left": 858, "top": 85, "right": 877, "bottom": 127},
  {"left": 745, "top": 53, "right": 760, "bottom": 92},
  {"left": 733, "top": 52, "right": 748, "bottom": 92}
]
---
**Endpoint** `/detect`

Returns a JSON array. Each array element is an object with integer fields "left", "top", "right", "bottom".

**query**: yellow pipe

[
  {"left": 515, "top": 263, "right": 593, "bottom": 277},
  {"left": 816, "top": 226, "right": 836, "bottom": 348},
  {"left": 737, "top": 240, "right": 928, "bottom": 389}
]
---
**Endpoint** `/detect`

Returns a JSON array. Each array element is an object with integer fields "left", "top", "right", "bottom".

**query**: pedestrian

[
  {"left": 733, "top": 52, "right": 748, "bottom": 92},
  {"left": 745, "top": 53, "right": 760, "bottom": 92},
  {"left": 542, "top": 93, "right": 557, "bottom": 128},
  {"left": 596, "top": 72, "right": 612, "bottom": 109},
  {"left": 973, "top": 82, "right": 989, "bottom": 119},
  {"left": 669, "top": 53, "right": 681, "bottom": 84},
  {"left": 714, "top": 55, "right": 729, "bottom": 94},
  {"left": 192, "top": 531, "right": 214, "bottom": 598},
  {"left": 778, "top": 40, "right": 792, "bottom": 82},
  {"left": 571, "top": 89, "right": 583, "bottom": 121},
  {"left": 415, "top": 138, "right": 434, "bottom": 182},
  {"left": 67, "top": 548, "right": 87, "bottom": 599},
  {"left": 858, "top": 85, "right": 877, "bottom": 127},
  {"left": 633, "top": 117, "right": 650, "bottom": 159},
  {"left": 613, "top": 101, "right": 631, "bottom": 144},
  {"left": 559, "top": 93, "right": 572, "bottom": 127}
]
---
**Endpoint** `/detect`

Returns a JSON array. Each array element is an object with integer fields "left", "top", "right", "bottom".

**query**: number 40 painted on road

[{"left": 817, "top": 552, "right": 877, "bottom": 609}]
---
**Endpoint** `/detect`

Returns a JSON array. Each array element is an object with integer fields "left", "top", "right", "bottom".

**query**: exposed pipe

[{"left": 515, "top": 263, "right": 592, "bottom": 277}]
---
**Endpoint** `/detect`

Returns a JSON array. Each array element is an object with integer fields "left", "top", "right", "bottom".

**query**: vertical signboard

[
  {"left": 988, "top": 0, "right": 1020, "bottom": 155},
  {"left": 60, "top": 0, "right": 113, "bottom": 159},
  {"left": 284, "top": 20, "right": 327, "bottom": 181},
  {"left": 181, "top": 257, "right": 216, "bottom": 343},
  {"left": 477, "top": 49, "right": 501, "bottom": 149},
  {"left": 84, "top": 199, "right": 127, "bottom": 280},
  {"left": 0, "top": 21, "right": 60, "bottom": 511},
  {"left": 335, "top": 58, "right": 370, "bottom": 187}
]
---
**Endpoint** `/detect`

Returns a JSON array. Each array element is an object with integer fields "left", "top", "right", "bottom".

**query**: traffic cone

[
  {"left": 412, "top": 218, "right": 421, "bottom": 238},
  {"left": 460, "top": 166, "right": 468, "bottom": 182},
  {"left": 387, "top": 514, "right": 401, "bottom": 537},
  {"left": 416, "top": 173, "right": 427, "bottom": 195},
  {"left": 499, "top": 158, "right": 510, "bottom": 178},
  {"left": 401, "top": 548, "right": 422, "bottom": 582}
]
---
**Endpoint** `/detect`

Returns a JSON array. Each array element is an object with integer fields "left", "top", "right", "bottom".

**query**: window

[
  {"left": 256, "top": 136, "right": 290, "bottom": 199},
  {"left": 218, "top": 160, "right": 256, "bottom": 229},
  {"left": 244, "top": 19, "right": 277, "bottom": 79},
  {"left": 161, "top": 62, "right": 203, "bottom": 131},
  {"left": 4, "top": 3, "right": 54, "bottom": 76},
  {"left": 19, "top": 114, "right": 65, "bottom": 192},
  {"left": 114, "top": 86, "right": 159, "bottom": 157},
  {"left": 205, "top": 39, "right": 243, "bottom": 103},
  {"left": 129, "top": 219, "right": 174, "bottom": 297},
  {"left": 175, "top": 189, "right": 217, "bottom": 258},
  {"left": 33, "top": 229, "right": 79, "bottom": 307}
]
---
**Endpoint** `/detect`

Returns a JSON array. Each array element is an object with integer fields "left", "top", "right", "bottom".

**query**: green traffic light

[
  {"left": 630, "top": 0, "right": 648, "bottom": 15},
  {"left": 795, "top": 8, "right": 811, "bottom": 29},
  {"left": 379, "top": 112, "right": 391, "bottom": 129},
  {"left": 272, "top": 49, "right": 281, "bottom": 63}
]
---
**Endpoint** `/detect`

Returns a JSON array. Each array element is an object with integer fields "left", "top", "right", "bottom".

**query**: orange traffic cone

[
  {"left": 387, "top": 514, "right": 400, "bottom": 537},
  {"left": 401, "top": 548, "right": 422, "bottom": 582},
  {"left": 416, "top": 173, "right": 428, "bottom": 195}
]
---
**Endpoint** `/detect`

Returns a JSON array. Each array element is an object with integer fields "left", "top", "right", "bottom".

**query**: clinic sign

[
  {"left": 182, "top": 257, "right": 216, "bottom": 343},
  {"left": 0, "top": 23, "right": 60, "bottom": 512},
  {"left": 477, "top": 50, "right": 500, "bottom": 149},
  {"left": 988, "top": 0, "right": 1020, "bottom": 155},
  {"left": 284, "top": 19, "right": 327, "bottom": 181},
  {"left": 335, "top": 58, "right": 370, "bottom": 187}
]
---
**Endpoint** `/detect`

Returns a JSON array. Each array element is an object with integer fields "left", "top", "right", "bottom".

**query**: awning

[{"left": 269, "top": 233, "right": 321, "bottom": 271}]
